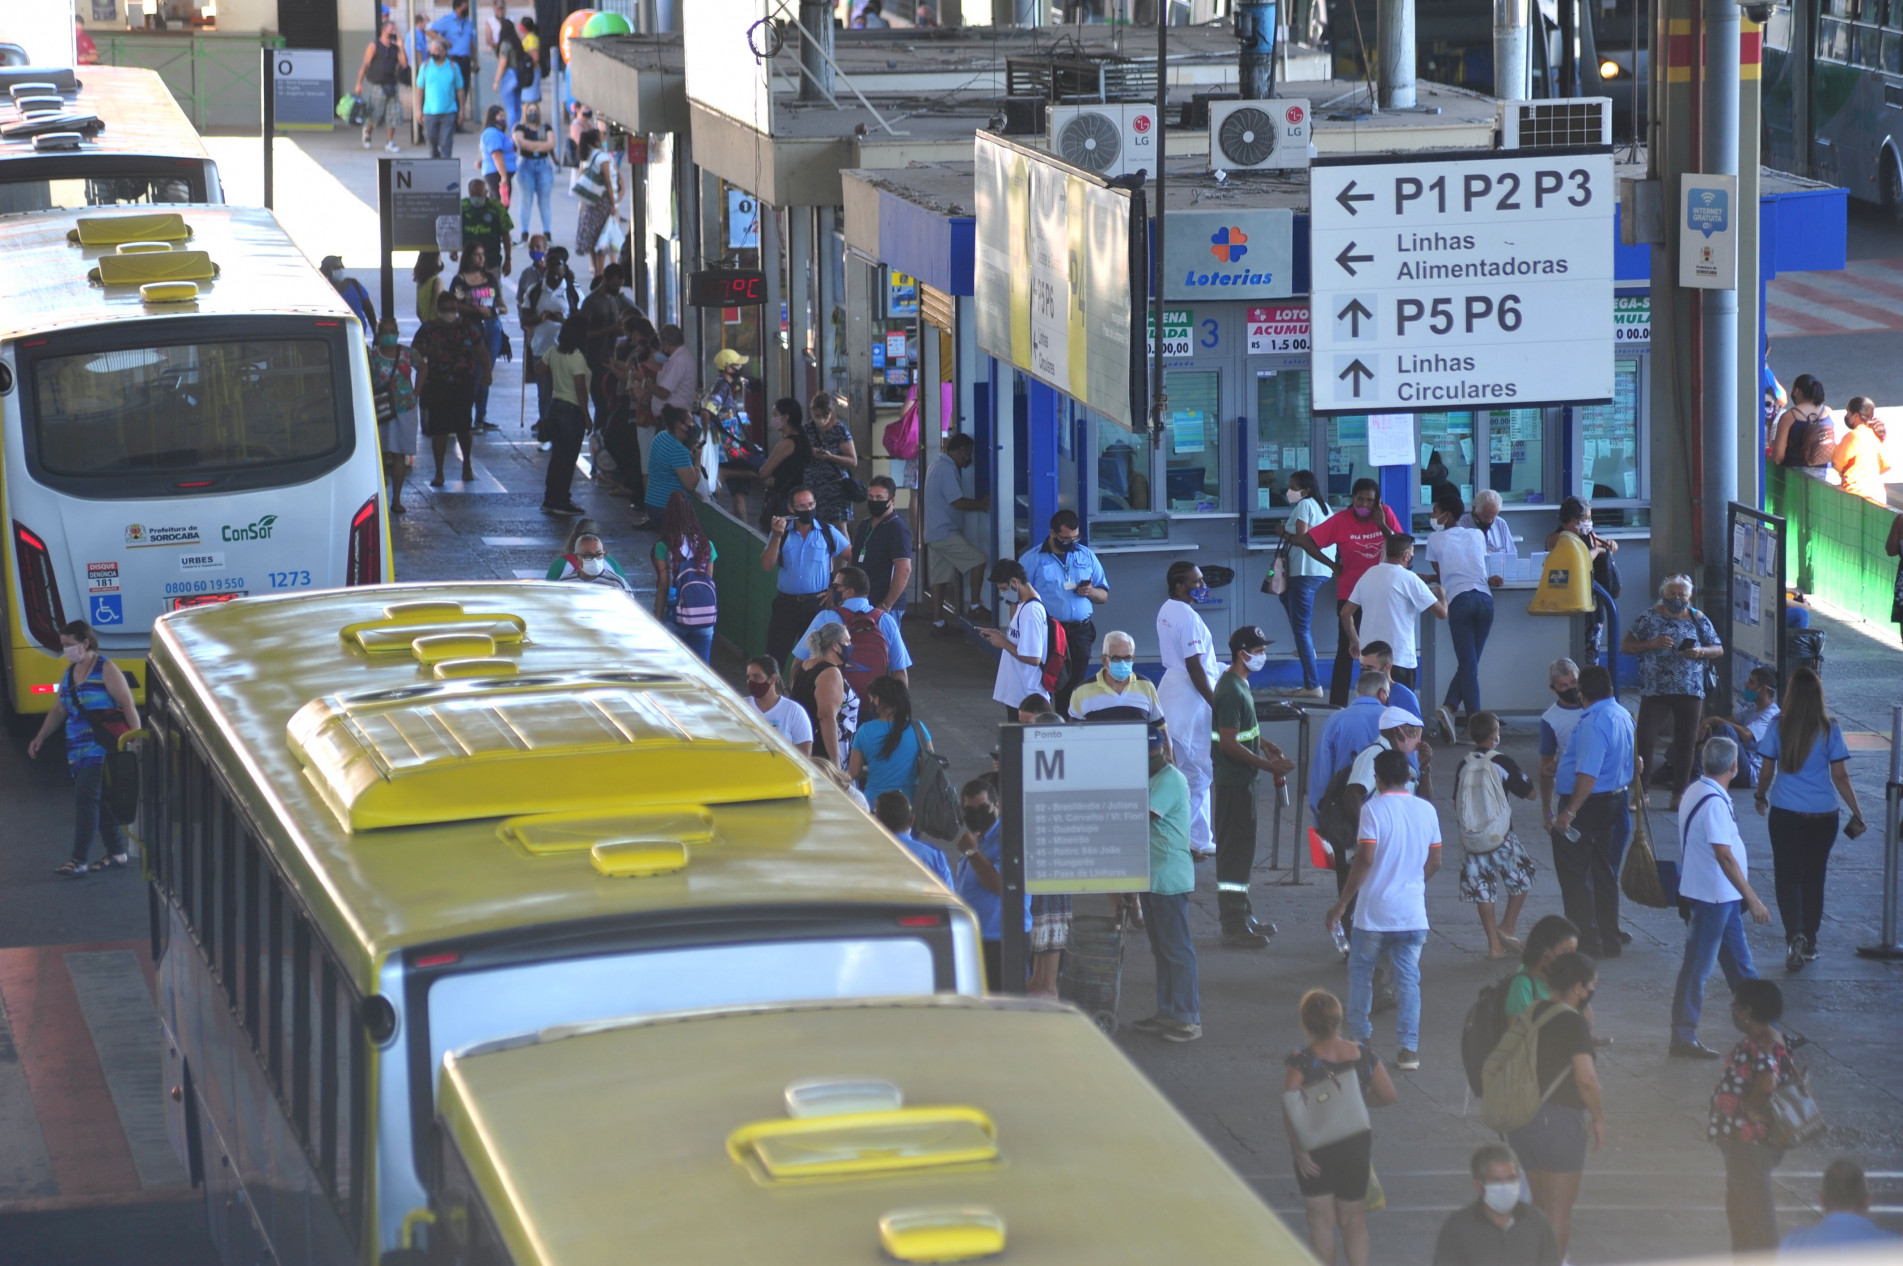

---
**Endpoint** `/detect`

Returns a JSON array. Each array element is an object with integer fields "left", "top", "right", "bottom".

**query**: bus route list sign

[
  {"left": 383, "top": 158, "right": 463, "bottom": 252},
  {"left": 270, "top": 49, "right": 335, "bottom": 131},
  {"left": 1017, "top": 723, "right": 1150, "bottom": 894},
  {"left": 1308, "top": 148, "right": 1614, "bottom": 413}
]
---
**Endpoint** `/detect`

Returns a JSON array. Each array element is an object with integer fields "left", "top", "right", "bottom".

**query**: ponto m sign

[{"left": 1678, "top": 174, "right": 1738, "bottom": 291}]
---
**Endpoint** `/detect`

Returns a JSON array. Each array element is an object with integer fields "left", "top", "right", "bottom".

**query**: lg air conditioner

[
  {"left": 1047, "top": 102, "right": 1160, "bottom": 180},
  {"left": 1207, "top": 98, "right": 1312, "bottom": 172}
]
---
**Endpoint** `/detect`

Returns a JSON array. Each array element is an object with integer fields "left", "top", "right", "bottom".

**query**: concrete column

[
  {"left": 1701, "top": 0, "right": 1739, "bottom": 586},
  {"left": 1376, "top": 0, "right": 1415, "bottom": 109},
  {"left": 1237, "top": 0, "right": 1277, "bottom": 100},
  {"left": 1493, "top": 0, "right": 1529, "bottom": 100},
  {"left": 798, "top": 0, "right": 835, "bottom": 101},
  {"left": 788, "top": 207, "right": 814, "bottom": 401},
  {"left": 820, "top": 208, "right": 846, "bottom": 397},
  {"left": 762, "top": 202, "right": 786, "bottom": 413}
]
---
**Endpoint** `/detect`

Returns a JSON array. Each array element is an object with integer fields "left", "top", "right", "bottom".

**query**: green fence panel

[
  {"left": 1766, "top": 467, "right": 1896, "bottom": 627},
  {"left": 693, "top": 501, "right": 776, "bottom": 660},
  {"left": 94, "top": 33, "right": 284, "bottom": 131}
]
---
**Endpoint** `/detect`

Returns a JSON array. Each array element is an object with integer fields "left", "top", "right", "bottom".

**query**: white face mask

[
  {"left": 1482, "top": 1182, "right": 1520, "bottom": 1215},
  {"left": 579, "top": 557, "right": 606, "bottom": 578},
  {"left": 61, "top": 643, "right": 87, "bottom": 663},
  {"left": 1244, "top": 650, "right": 1268, "bottom": 673}
]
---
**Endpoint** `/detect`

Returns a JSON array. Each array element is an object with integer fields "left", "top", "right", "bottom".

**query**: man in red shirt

[{"left": 1293, "top": 477, "right": 1406, "bottom": 707}]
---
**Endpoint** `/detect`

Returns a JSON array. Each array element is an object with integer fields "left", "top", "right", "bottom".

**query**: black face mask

[
  {"left": 795, "top": 510, "right": 816, "bottom": 527},
  {"left": 1559, "top": 688, "right": 1582, "bottom": 705},
  {"left": 866, "top": 499, "right": 890, "bottom": 518},
  {"left": 961, "top": 805, "right": 996, "bottom": 834}
]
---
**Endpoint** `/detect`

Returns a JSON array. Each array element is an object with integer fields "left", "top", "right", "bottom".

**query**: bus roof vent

[
  {"left": 498, "top": 807, "right": 717, "bottom": 859},
  {"left": 785, "top": 1078, "right": 905, "bottom": 1118},
  {"left": 431, "top": 657, "right": 518, "bottom": 680},
  {"left": 140, "top": 281, "right": 198, "bottom": 305},
  {"left": 31, "top": 131, "right": 83, "bottom": 152},
  {"left": 117, "top": 241, "right": 173, "bottom": 255},
  {"left": 340, "top": 600, "right": 527, "bottom": 656},
  {"left": 89, "top": 250, "right": 217, "bottom": 287},
  {"left": 69, "top": 213, "right": 192, "bottom": 245},
  {"left": 727, "top": 1105, "right": 999, "bottom": 1184},
  {"left": 8, "top": 82, "right": 64, "bottom": 100},
  {"left": 14, "top": 95, "right": 64, "bottom": 115},
  {"left": 286, "top": 673, "right": 813, "bottom": 831},
  {"left": 879, "top": 1208, "right": 1008, "bottom": 1264}
]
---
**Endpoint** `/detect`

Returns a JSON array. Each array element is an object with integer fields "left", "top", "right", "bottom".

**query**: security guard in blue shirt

[
  {"left": 1018, "top": 509, "right": 1108, "bottom": 717},
  {"left": 1551, "top": 663, "right": 1638, "bottom": 958}
]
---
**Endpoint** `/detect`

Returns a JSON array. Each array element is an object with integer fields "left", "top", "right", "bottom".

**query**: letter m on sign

[{"left": 1033, "top": 749, "right": 1066, "bottom": 781}]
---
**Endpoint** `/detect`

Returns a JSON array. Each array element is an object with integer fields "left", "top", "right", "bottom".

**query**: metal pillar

[
  {"left": 1700, "top": 0, "right": 1739, "bottom": 588},
  {"left": 798, "top": 0, "right": 834, "bottom": 102},
  {"left": 788, "top": 206, "right": 813, "bottom": 400},
  {"left": 762, "top": 202, "right": 786, "bottom": 411},
  {"left": 1376, "top": 0, "right": 1416, "bottom": 109},
  {"left": 1237, "top": 0, "right": 1277, "bottom": 100},
  {"left": 1493, "top": 0, "right": 1529, "bottom": 100},
  {"left": 1856, "top": 706, "right": 1903, "bottom": 960}
]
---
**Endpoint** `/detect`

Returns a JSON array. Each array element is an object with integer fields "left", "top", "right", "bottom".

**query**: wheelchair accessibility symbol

[{"left": 91, "top": 594, "right": 123, "bottom": 626}]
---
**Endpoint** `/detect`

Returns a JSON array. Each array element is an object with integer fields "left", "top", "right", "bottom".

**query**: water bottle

[
  {"left": 1332, "top": 922, "right": 1352, "bottom": 958},
  {"left": 1274, "top": 771, "right": 1289, "bottom": 806}
]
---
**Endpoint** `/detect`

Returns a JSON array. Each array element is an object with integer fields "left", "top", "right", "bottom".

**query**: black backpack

[
  {"left": 1460, "top": 970, "right": 1523, "bottom": 1097},
  {"left": 1314, "top": 742, "right": 1380, "bottom": 855}
]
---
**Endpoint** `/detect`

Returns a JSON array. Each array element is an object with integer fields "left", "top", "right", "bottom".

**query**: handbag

[
  {"left": 1620, "top": 784, "right": 1671, "bottom": 909},
  {"left": 1264, "top": 534, "right": 1289, "bottom": 595},
  {"left": 65, "top": 664, "right": 139, "bottom": 826},
  {"left": 1281, "top": 1063, "right": 1371, "bottom": 1151},
  {"left": 574, "top": 154, "right": 608, "bottom": 202},
  {"left": 1766, "top": 1063, "right": 1827, "bottom": 1149},
  {"left": 908, "top": 721, "right": 961, "bottom": 842}
]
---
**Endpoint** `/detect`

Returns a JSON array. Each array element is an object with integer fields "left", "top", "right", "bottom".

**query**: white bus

[
  {"left": 0, "top": 203, "right": 388, "bottom": 714},
  {"left": 0, "top": 65, "right": 222, "bottom": 213}
]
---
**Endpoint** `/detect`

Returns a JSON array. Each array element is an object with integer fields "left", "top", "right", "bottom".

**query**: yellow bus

[
  {"left": 426, "top": 996, "right": 1316, "bottom": 1265},
  {"left": 139, "top": 582, "right": 984, "bottom": 1265},
  {"left": 0, "top": 202, "right": 389, "bottom": 715},
  {"left": 0, "top": 65, "right": 222, "bottom": 212}
]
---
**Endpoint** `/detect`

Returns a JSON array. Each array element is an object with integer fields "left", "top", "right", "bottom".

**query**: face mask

[
  {"left": 578, "top": 557, "right": 605, "bottom": 578},
  {"left": 1482, "top": 1183, "right": 1520, "bottom": 1216},
  {"left": 865, "top": 499, "right": 890, "bottom": 518},
  {"left": 377, "top": 334, "right": 398, "bottom": 349},
  {"left": 795, "top": 510, "right": 816, "bottom": 527},
  {"left": 998, "top": 588, "right": 1018, "bottom": 605},
  {"left": 530, "top": 250, "right": 545, "bottom": 265},
  {"left": 1559, "top": 687, "right": 1582, "bottom": 705},
  {"left": 1188, "top": 585, "right": 1211, "bottom": 605},
  {"left": 1244, "top": 650, "right": 1268, "bottom": 673},
  {"left": 1577, "top": 519, "right": 1594, "bottom": 533},
  {"left": 1052, "top": 537, "right": 1076, "bottom": 554},
  {"left": 961, "top": 806, "right": 996, "bottom": 834},
  {"left": 1107, "top": 660, "right": 1134, "bottom": 682},
  {"left": 1353, "top": 504, "right": 1374, "bottom": 520},
  {"left": 1283, "top": 486, "right": 1302, "bottom": 505},
  {"left": 1662, "top": 597, "right": 1690, "bottom": 615},
  {"left": 61, "top": 644, "right": 87, "bottom": 663},
  {"left": 746, "top": 678, "right": 772, "bottom": 699},
  {"left": 1741, "top": 688, "right": 1759, "bottom": 706}
]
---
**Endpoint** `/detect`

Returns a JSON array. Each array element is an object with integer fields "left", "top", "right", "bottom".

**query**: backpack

[
  {"left": 839, "top": 606, "right": 890, "bottom": 696},
  {"left": 1039, "top": 612, "right": 1069, "bottom": 696},
  {"left": 1314, "top": 742, "right": 1380, "bottom": 854},
  {"left": 909, "top": 721, "right": 961, "bottom": 842},
  {"left": 1455, "top": 750, "right": 1514, "bottom": 854},
  {"left": 513, "top": 41, "right": 536, "bottom": 81},
  {"left": 669, "top": 552, "right": 718, "bottom": 628},
  {"left": 1460, "top": 971, "right": 1522, "bottom": 1097},
  {"left": 1481, "top": 1000, "right": 1577, "bottom": 1133}
]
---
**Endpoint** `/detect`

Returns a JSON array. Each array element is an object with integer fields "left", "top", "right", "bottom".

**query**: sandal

[
  {"left": 89, "top": 853, "right": 130, "bottom": 871},
  {"left": 53, "top": 859, "right": 87, "bottom": 877}
]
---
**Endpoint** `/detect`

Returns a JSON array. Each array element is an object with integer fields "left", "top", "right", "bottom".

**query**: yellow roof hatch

[
  {"left": 341, "top": 600, "right": 527, "bottom": 656},
  {"left": 431, "top": 657, "right": 518, "bottom": 680},
  {"left": 879, "top": 1208, "right": 1008, "bottom": 1264},
  {"left": 727, "top": 1104, "right": 1000, "bottom": 1184},
  {"left": 90, "top": 249, "right": 217, "bottom": 287},
  {"left": 286, "top": 672, "right": 813, "bottom": 831},
  {"left": 498, "top": 807, "right": 716, "bottom": 878},
  {"left": 116, "top": 240, "right": 173, "bottom": 254},
  {"left": 68, "top": 212, "right": 193, "bottom": 245}
]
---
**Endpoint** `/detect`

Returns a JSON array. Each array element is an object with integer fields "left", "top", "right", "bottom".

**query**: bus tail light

[
  {"left": 12, "top": 522, "right": 66, "bottom": 651},
  {"left": 345, "top": 496, "right": 380, "bottom": 586}
]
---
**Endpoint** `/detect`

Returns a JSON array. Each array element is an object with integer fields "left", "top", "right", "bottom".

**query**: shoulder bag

[
  {"left": 65, "top": 665, "right": 139, "bottom": 826},
  {"left": 909, "top": 721, "right": 961, "bottom": 842},
  {"left": 1282, "top": 1059, "right": 1371, "bottom": 1151},
  {"left": 1766, "top": 1058, "right": 1827, "bottom": 1149},
  {"left": 1262, "top": 532, "right": 1289, "bottom": 595}
]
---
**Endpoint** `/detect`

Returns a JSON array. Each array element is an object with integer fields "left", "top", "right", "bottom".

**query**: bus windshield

[{"left": 30, "top": 336, "right": 345, "bottom": 489}]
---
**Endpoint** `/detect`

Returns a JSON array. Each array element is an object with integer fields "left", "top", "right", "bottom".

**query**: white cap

[{"left": 1378, "top": 706, "right": 1424, "bottom": 731}]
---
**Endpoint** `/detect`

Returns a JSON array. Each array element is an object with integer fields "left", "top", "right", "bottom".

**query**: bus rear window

[
  {"left": 31, "top": 338, "right": 344, "bottom": 482},
  {"left": 0, "top": 174, "right": 204, "bottom": 214}
]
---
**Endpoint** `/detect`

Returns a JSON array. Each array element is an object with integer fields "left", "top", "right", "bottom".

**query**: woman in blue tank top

[{"left": 28, "top": 620, "right": 140, "bottom": 876}]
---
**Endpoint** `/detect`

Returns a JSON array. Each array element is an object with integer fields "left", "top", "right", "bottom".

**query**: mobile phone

[
  {"left": 1846, "top": 816, "right": 1868, "bottom": 839},
  {"left": 1678, "top": 638, "right": 1695, "bottom": 652}
]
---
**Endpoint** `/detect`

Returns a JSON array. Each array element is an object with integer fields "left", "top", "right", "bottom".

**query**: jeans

[
  {"left": 514, "top": 158, "right": 555, "bottom": 238},
  {"left": 424, "top": 111, "right": 456, "bottom": 158},
  {"left": 1329, "top": 599, "right": 1360, "bottom": 707},
  {"left": 1279, "top": 575, "right": 1327, "bottom": 689},
  {"left": 70, "top": 762, "right": 126, "bottom": 864},
  {"left": 475, "top": 317, "right": 502, "bottom": 425},
  {"left": 530, "top": 356, "right": 552, "bottom": 426},
  {"left": 1767, "top": 807, "right": 1839, "bottom": 942},
  {"left": 543, "top": 398, "right": 585, "bottom": 506},
  {"left": 1552, "top": 790, "right": 1629, "bottom": 955},
  {"left": 1716, "top": 1137, "right": 1784, "bottom": 1253},
  {"left": 497, "top": 67, "right": 521, "bottom": 131},
  {"left": 1347, "top": 927, "right": 1426, "bottom": 1051},
  {"left": 1139, "top": 891, "right": 1200, "bottom": 1025},
  {"left": 1672, "top": 898, "right": 1758, "bottom": 1043},
  {"left": 670, "top": 621, "right": 715, "bottom": 663},
  {"left": 1443, "top": 589, "right": 1495, "bottom": 720}
]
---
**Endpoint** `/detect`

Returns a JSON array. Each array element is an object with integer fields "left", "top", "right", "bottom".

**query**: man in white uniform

[{"left": 1156, "top": 561, "right": 1222, "bottom": 860}]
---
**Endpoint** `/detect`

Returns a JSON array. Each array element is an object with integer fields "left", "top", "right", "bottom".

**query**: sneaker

[
  {"left": 1128, "top": 1014, "right": 1170, "bottom": 1035},
  {"left": 361, "top": 132, "right": 372, "bottom": 148},
  {"left": 1786, "top": 935, "right": 1808, "bottom": 972},
  {"left": 1435, "top": 705, "right": 1458, "bottom": 745},
  {"left": 1801, "top": 937, "right": 1820, "bottom": 961},
  {"left": 385, "top": 140, "right": 402, "bottom": 153},
  {"left": 1161, "top": 1022, "right": 1203, "bottom": 1043},
  {"left": 1286, "top": 686, "right": 1325, "bottom": 700},
  {"left": 1396, "top": 1048, "right": 1421, "bottom": 1071},
  {"left": 1221, "top": 928, "right": 1271, "bottom": 950},
  {"left": 539, "top": 440, "right": 553, "bottom": 452},
  {"left": 1246, "top": 917, "right": 1278, "bottom": 940}
]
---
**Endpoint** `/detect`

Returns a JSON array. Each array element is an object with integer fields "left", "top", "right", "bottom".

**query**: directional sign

[
  {"left": 1309, "top": 149, "right": 1614, "bottom": 413},
  {"left": 382, "top": 158, "right": 462, "bottom": 252}
]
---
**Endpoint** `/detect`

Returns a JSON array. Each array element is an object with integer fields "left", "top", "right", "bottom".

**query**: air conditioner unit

[
  {"left": 1499, "top": 97, "right": 1612, "bottom": 149},
  {"left": 1207, "top": 98, "right": 1311, "bottom": 172},
  {"left": 1047, "top": 102, "right": 1160, "bottom": 180}
]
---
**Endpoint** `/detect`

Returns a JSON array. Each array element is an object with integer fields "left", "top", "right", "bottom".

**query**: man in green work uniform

[{"left": 1212, "top": 625, "right": 1296, "bottom": 948}]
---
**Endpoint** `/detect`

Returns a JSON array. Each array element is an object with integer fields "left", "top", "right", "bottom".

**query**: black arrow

[
  {"left": 1336, "top": 181, "right": 1374, "bottom": 215},
  {"left": 1337, "top": 297, "right": 1373, "bottom": 337},
  {"left": 1338, "top": 359, "right": 1375, "bottom": 397},
  {"left": 1335, "top": 241, "right": 1373, "bottom": 276}
]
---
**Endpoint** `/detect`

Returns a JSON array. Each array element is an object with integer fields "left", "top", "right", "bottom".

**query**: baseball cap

[
  {"left": 1147, "top": 723, "right": 1169, "bottom": 751},
  {"left": 319, "top": 255, "right": 344, "bottom": 273},
  {"left": 1229, "top": 625, "right": 1270, "bottom": 653},
  {"left": 713, "top": 348, "right": 746, "bottom": 371},
  {"left": 1378, "top": 706, "right": 1424, "bottom": 731}
]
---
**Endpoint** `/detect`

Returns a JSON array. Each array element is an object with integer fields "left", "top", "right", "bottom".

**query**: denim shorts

[{"left": 1508, "top": 1100, "right": 1589, "bottom": 1173}]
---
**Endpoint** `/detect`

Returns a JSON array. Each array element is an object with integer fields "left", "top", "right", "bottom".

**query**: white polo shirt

[
  {"left": 1354, "top": 790, "right": 1441, "bottom": 932},
  {"left": 1678, "top": 775, "right": 1746, "bottom": 904},
  {"left": 1424, "top": 524, "right": 1492, "bottom": 603},
  {"left": 1348, "top": 562, "right": 1440, "bottom": 669},
  {"left": 991, "top": 596, "right": 1049, "bottom": 709}
]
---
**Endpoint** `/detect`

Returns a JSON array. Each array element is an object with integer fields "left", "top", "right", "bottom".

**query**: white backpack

[{"left": 1456, "top": 749, "right": 1513, "bottom": 853}]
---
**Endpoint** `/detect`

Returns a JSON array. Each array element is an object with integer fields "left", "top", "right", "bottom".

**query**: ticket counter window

[
  {"left": 1164, "top": 370, "right": 1223, "bottom": 512},
  {"left": 1095, "top": 424, "right": 1151, "bottom": 514},
  {"left": 1326, "top": 415, "right": 1370, "bottom": 500},
  {"left": 1416, "top": 412, "right": 1476, "bottom": 508},
  {"left": 1484, "top": 408, "right": 1548, "bottom": 505},
  {"left": 1255, "top": 369, "right": 1313, "bottom": 509},
  {"left": 1578, "top": 357, "right": 1643, "bottom": 501}
]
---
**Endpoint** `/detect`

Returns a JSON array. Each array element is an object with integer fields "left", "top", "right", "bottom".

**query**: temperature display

[{"left": 688, "top": 269, "right": 766, "bottom": 306}]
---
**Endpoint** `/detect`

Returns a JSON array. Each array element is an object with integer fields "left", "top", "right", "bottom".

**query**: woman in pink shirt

[{"left": 1294, "top": 477, "right": 1405, "bottom": 706}]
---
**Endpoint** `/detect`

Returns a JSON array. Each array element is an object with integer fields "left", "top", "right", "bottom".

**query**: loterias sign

[{"left": 1162, "top": 208, "right": 1295, "bottom": 302}]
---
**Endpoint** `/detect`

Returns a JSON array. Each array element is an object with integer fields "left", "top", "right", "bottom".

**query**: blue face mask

[
  {"left": 530, "top": 249, "right": 545, "bottom": 265},
  {"left": 1108, "top": 660, "right": 1134, "bottom": 682},
  {"left": 1188, "top": 585, "right": 1212, "bottom": 605},
  {"left": 1741, "top": 688, "right": 1759, "bottom": 706}
]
